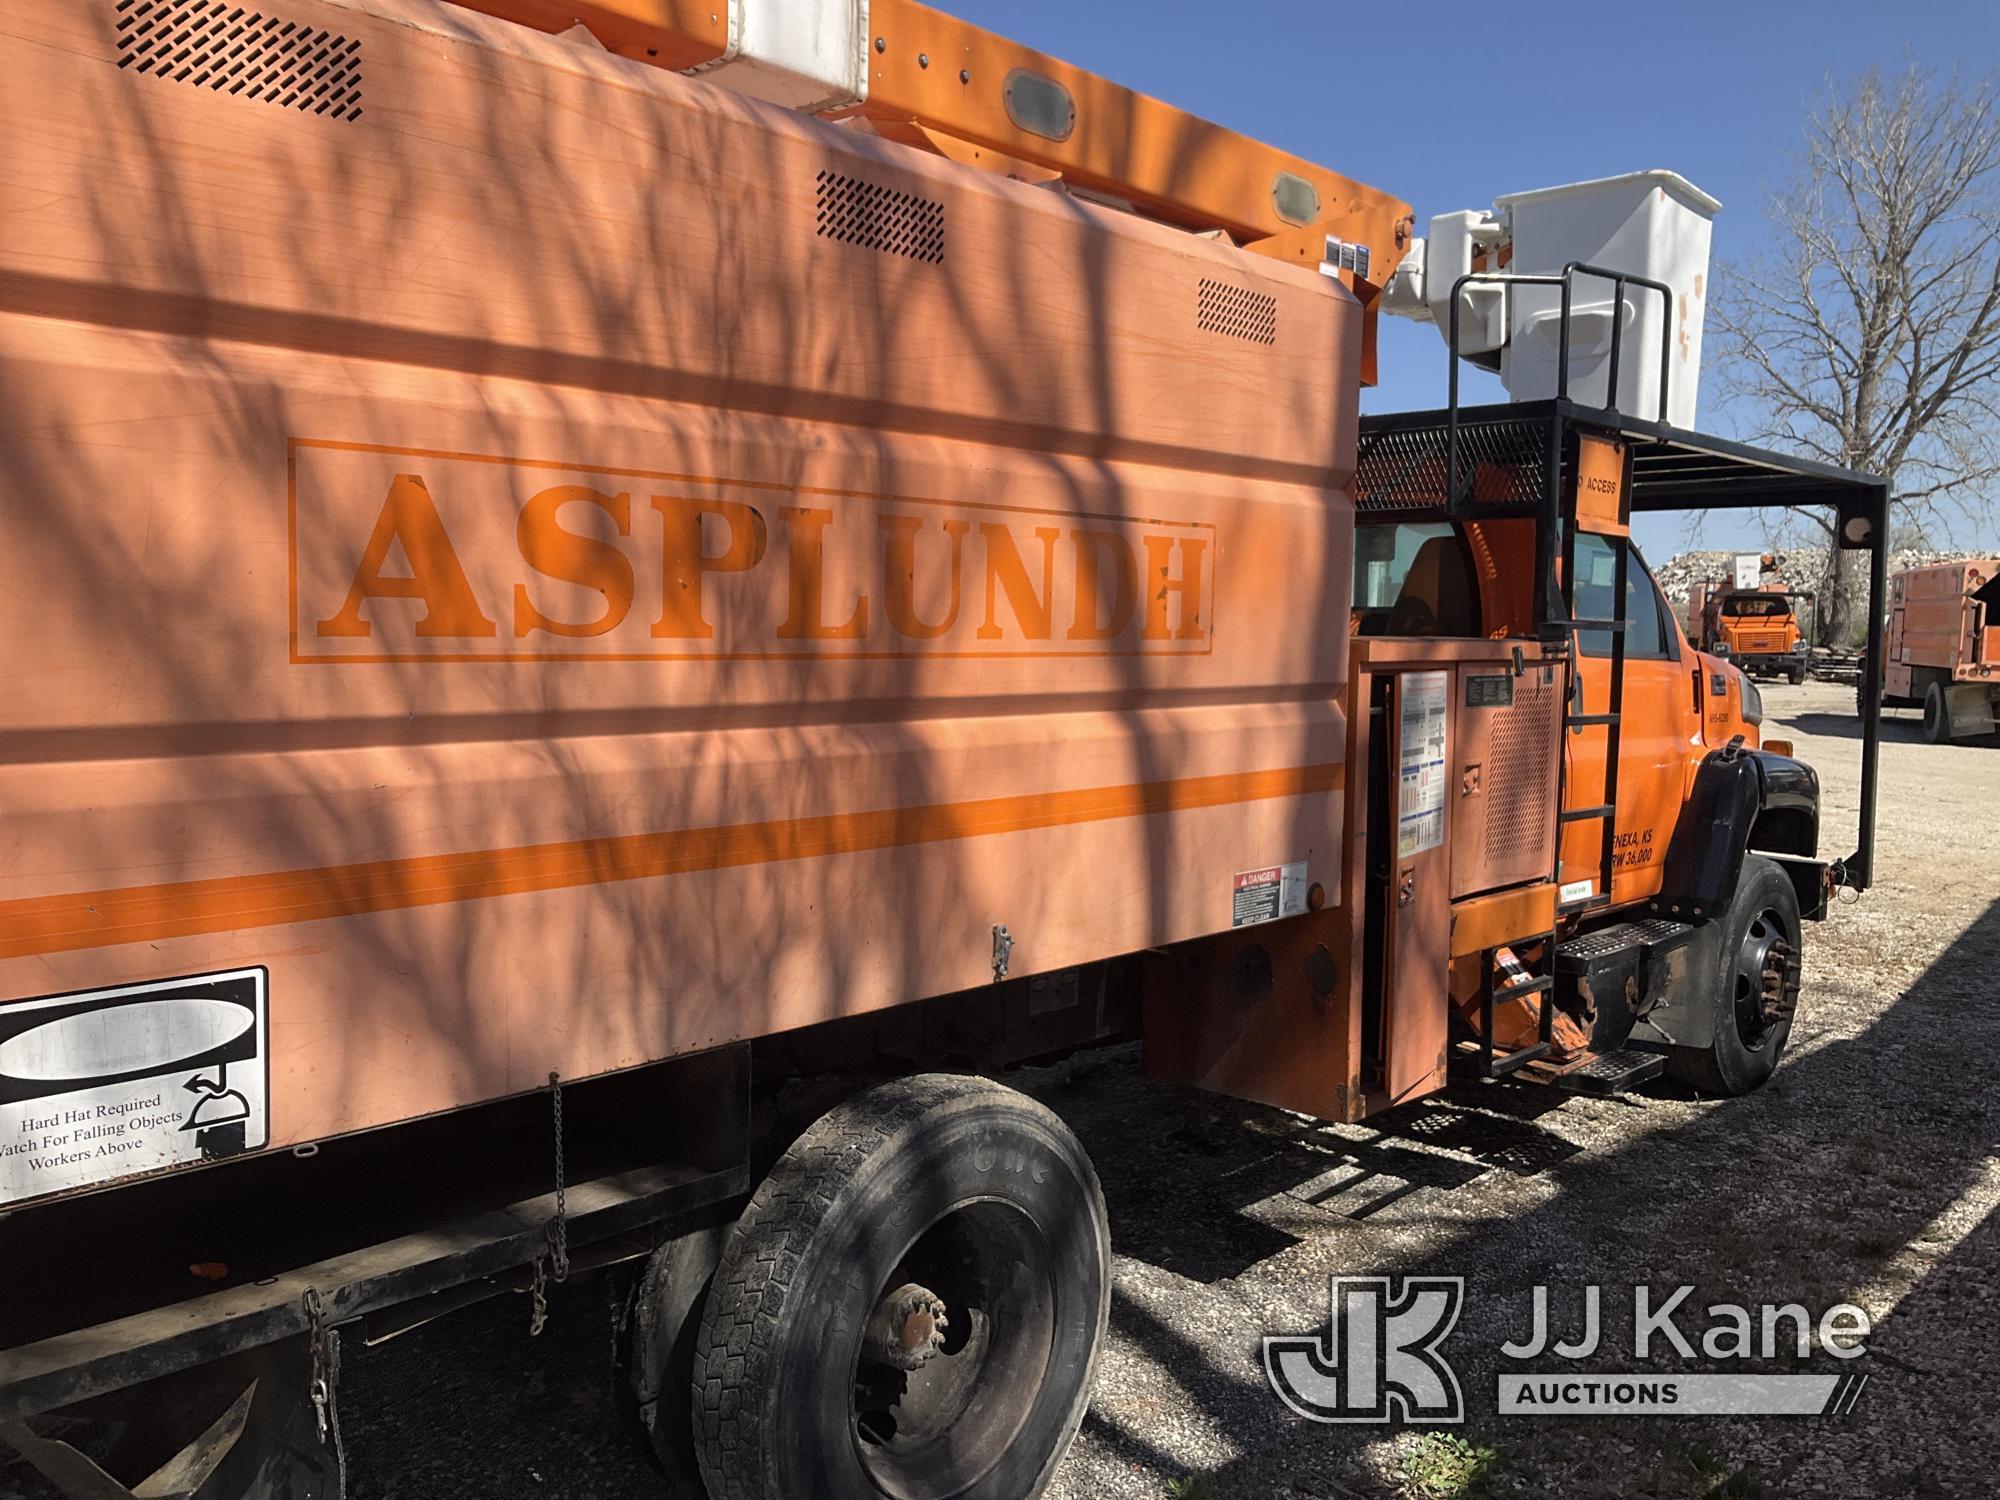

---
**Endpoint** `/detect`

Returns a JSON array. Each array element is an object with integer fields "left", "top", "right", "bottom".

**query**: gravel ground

[
  {"left": 8, "top": 682, "right": 1995, "bottom": 1499},
  {"left": 1031, "top": 683, "right": 2000, "bottom": 1500}
]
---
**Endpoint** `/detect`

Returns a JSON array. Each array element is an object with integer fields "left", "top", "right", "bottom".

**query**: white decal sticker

[
  {"left": 1234, "top": 861, "right": 1310, "bottom": 928},
  {"left": 0, "top": 970, "right": 268, "bottom": 1207},
  {"left": 1398, "top": 671, "right": 1449, "bottom": 858},
  {"left": 1560, "top": 879, "right": 1596, "bottom": 905}
]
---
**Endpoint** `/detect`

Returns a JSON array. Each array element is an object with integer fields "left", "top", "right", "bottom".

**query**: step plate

[
  {"left": 1555, "top": 1048, "right": 1667, "bottom": 1095},
  {"left": 1557, "top": 917, "right": 1696, "bottom": 971}
]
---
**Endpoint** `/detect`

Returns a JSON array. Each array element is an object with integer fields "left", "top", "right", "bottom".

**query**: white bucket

[{"left": 1494, "top": 170, "right": 1719, "bottom": 429}]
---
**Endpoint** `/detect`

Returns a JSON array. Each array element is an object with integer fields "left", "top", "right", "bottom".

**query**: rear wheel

[
  {"left": 1923, "top": 682, "right": 1953, "bottom": 743},
  {"left": 692, "top": 1074, "right": 1109, "bottom": 1500},
  {"left": 626, "top": 1207, "right": 734, "bottom": 1495},
  {"left": 1666, "top": 855, "right": 1802, "bottom": 1096}
]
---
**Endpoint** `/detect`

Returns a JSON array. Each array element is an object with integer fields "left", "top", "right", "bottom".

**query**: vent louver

[
  {"left": 1483, "top": 674, "right": 1559, "bottom": 871},
  {"left": 1197, "top": 278, "right": 1277, "bottom": 345},
  {"left": 115, "top": 0, "right": 363, "bottom": 121},
  {"left": 815, "top": 171, "right": 946, "bottom": 264}
]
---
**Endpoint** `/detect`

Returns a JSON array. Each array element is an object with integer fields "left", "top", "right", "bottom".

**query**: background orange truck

[
  {"left": 0, "top": 2, "right": 1892, "bottom": 1497},
  {"left": 1688, "top": 560, "right": 1814, "bottom": 684},
  {"left": 1872, "top": 559, "right": 2000, "bottom": 741}
]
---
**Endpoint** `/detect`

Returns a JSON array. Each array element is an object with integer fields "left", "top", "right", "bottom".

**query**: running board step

[
  {"left": 1554, "top": 1048, "right": 1667, "bottom": 1095},
  {"left": 1557, "top": 916, "right": 1697, "bottom": 974},
  {"left": 1554, "top": 918, "right": 1699, "bottom": 1040}
]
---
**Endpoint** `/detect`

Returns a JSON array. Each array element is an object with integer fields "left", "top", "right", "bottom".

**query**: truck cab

[
  {"left": 1355, "top": 514, "right": 1787, "bottom": 911},
  {"left": 1706, "top": 588, "right": 1810, "bottom": 683}
]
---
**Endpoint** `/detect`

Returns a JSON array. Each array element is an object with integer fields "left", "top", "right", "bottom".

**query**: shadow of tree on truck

[{"left": 4, "top": 2, "right": 1357, "bottom": 1495}]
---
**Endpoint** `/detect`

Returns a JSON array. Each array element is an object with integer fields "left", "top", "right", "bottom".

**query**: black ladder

[
  {"left": 1556, "top": 518, "right": 1629, "bottom": 920},
  {"left": 1474, "top": 450, "right": 1633, "bottom": 1081}
]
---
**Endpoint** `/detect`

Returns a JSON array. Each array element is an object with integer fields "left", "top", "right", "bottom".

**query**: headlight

[{"left": 1739, "top": 672, "right": 1764, "bottom": 726}]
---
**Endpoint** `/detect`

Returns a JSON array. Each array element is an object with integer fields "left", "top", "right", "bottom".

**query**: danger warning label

[{"left": 1233, "top": 861, "right": 1309, "bottom": 928}]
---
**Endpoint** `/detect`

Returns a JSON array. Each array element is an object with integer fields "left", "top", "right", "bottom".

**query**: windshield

[{"left": 1722, "top": 594, "right": 1793, "bottom": 618}]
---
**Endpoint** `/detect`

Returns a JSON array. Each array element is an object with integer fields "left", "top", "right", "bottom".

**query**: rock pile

[{"left": 1654, "top": 547, "right": 1981, "bottom": 608}]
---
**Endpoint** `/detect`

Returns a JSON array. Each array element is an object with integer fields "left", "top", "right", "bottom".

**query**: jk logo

[{"left": 1264, "top": 1276, "right": 1465, "bottom": 1424}]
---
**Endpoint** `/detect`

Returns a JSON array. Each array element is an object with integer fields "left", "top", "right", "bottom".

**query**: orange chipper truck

[
  {"left": 0, "top": 2, "right": 1892, "bottom": 1496},
  {"left": 1871, "top": 559, "right": 2000, "bottom": 741}
]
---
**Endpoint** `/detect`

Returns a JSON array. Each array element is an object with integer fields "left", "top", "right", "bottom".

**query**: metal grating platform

[
  {"left": 1558, "top": 917, "right": 1695, "bottom": 968},
  {"left": 1555, "top": 1047, "right": 1666, "bottom": 1095},
  {"left": 1353, "top": 409, "right": 1553, "bottom": 514},
  {"left": 1356, "top": 399, "right": 1890, "bottom": 520}
]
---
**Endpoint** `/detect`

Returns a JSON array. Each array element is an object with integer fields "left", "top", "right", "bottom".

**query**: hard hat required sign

[{"left": 0, "top": 969, "right": 269, "bottom": 1207}]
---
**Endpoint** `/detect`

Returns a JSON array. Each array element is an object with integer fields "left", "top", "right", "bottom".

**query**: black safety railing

[{"left": 1443, "top": 263, "right": 1672, "bottom": 639}]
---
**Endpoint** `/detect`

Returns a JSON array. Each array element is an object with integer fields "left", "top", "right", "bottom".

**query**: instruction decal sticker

[
  {"left": 0, "top": 969, "right": 269, "bottom": 1207},
  {"left": 1398, "top": 671, "right": 1449, "bottom": 858}
]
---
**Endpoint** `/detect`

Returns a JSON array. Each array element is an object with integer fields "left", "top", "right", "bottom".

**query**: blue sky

[{"left": 950, "top": 0, "right": 2000, "bottom": 555}]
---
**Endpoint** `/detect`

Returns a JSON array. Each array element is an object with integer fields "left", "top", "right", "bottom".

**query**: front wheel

[
  {"left": 692, "top": 1074, "right": 1110, "bottom": 1500},
  {"left": 1788, "top": 662, "right": 1806, "bottom": 686},
  {"left": 1666, "top": 855, "right": 1803, "bottom": 1096}
]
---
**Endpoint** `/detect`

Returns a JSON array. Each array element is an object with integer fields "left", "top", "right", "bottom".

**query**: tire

[
  {"left": 1788, "top": 663, "right": 1806, "bottom": 686},
  {"left": 626, "top": 1207, "right": 735, "bottom": 1495},
  {"left": 1666, "top": 855, "right": 1802, "bottom": 1096},
  {"left": 692, "top": 1074, "right": 1110, "bottom": 1500},
  {"left": 1923, "top": 682, "right": 1953, "bottom": 743}
]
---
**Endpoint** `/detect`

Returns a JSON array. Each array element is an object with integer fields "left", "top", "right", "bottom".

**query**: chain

[
  {"left": 528, "top": 1254, "right": 549, "bottom": 1338},
  {"left": 525, "top": 1072, "right": 570, "bottom": 1338},
  {"left": 303, "top": 1288, "right": 348, "bottom": 1499},
  {"left": 546, "top": 1070, "right": 570, "bottom": 1284}
]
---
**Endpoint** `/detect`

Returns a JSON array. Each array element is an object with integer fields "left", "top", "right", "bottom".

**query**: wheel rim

[
  {"left": 1732, "top": 907, "right": 1796, "bottom": 1052},
  {"left": 849, "top": 1199, "right": 1056, "bottom": 1499}
]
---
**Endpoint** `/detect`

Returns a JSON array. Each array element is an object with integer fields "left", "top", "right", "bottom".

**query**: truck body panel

[
  {"left": 0, "top": 0, "right": 1359, "bottom": 1190},
  {"left": 1883, "top": 559, "right": 2000, "bottom": 694}
]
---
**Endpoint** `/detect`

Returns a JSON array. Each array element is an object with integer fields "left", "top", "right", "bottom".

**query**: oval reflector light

[
  {"left": 1003, "top": 68, "right": 1076, "bottom": 142},
  {"left": 1272, "top": 172, "right": 1321, "bottom": 226}
]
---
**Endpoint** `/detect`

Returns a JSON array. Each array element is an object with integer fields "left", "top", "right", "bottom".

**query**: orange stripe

[{"left": 0, "top": 762, "right": 1343, "bottom": 960}]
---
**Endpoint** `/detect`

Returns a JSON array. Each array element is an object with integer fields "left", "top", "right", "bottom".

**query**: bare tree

[{"left": 1714, "top": 66, "right": 2000, "bottom": 641}]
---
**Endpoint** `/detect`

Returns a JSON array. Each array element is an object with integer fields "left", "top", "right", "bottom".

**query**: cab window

[
  {"left": 1573, "top": 534, "right": 1674, "bottom": 660},
  {"left": 1722, "top": 594, "right": 1791, "bottom": 618},
  {"left": 1352, "top": 523, "right": 1481, "bottom": 636}
]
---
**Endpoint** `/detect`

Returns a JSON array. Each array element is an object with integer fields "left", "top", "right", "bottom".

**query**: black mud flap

[{"left": 1651, "top": 749, "right": 1762, "bottom": 923}]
